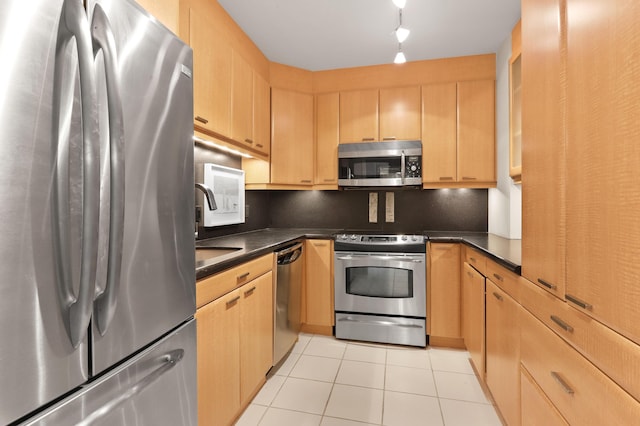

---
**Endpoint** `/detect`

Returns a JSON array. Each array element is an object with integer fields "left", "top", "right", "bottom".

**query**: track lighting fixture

[{"left": 391, "top": 0, "right": 409, "bottom": 63}]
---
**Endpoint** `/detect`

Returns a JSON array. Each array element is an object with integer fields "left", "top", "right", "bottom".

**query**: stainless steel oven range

[{"left": 334, "top": 234, "right": 427, "bottom": 347}]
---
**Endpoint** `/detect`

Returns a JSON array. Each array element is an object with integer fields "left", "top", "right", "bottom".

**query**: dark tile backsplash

[{"left": 194, "top": 148, "right": 487, "bottom": 239}]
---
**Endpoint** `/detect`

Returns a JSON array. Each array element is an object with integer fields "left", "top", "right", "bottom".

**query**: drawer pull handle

[
  {"left": 492, "top": 292, "right": 503, "bottom": 301},
  {"left": 550, "top": 315, "right": 574, "bottom": 333},
  {"left": 382, "top": 136, "right": 396, "bottom": 141},
  {"left": 537, "top": 278, "right": 557, "bottom": 290},
  {"left": 244, "top": 286, "right": 257, "bottom": 296},
  {"left": 323, "top": 178, "right": 336, "bottom": 182},
  {"left": 493, "top": 273, "right": 503, "bottom": 282},
  {"left": 244, "top": 138, "right": 253, "bottom": 144},
  {"left": 462, "top": 176, "right": 477, "bottom": 180},
  {"left": 550, "top": 371, "right": 574, "bottom": 395},
  {"left": 195, "top": 116, "right": 209, "bottom": 124},
  {"left": 226, "top": 296, "right": 240, "bottom": 307},
  {"left": 439, "top": 177, "right": 454, "bottom": 181},
  {"left": 237, "top": 272, "right": 251, "bottom": 281},
  {"left": 362, "top": 137, "right": 376, "bottom": 142},
  {"left": 566, "top": 294, "right": 593, "bottom": 310},
  {"left": 256, "top": 143, "right": 264, "bottom": 148}
]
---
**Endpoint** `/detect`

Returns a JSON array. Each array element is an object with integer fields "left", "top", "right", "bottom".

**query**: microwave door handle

[
  {"left": 401, "top": 150, "right": 406, "bottom": 184},
  {"left": 91, "top": 4, "right": 125, "bottom": 336}
]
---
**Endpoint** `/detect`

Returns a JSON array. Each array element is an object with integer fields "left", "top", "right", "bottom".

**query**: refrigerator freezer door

[
  {"left": 0, "top": 0, "right": 91, "bottom": 423},
  {"left": 88, "top": 0, "right": 196, "bottom": 374},
  {"left": 23, "top": 319, "right": 197, "bottom": 426}
]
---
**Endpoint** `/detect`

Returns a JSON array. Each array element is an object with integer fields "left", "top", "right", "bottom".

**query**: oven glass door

[{"left": 335, "top": 252, "right": 426, "bottom": 318}]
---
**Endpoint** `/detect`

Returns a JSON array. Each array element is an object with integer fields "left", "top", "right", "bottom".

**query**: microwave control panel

[{"left": 405, "top": 156, "right": 421, "bottom": 178}]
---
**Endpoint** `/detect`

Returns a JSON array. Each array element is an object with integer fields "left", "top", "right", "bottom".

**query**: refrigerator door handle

[
  {"left": 52, "top": 0, "right": 100, "bottom": 349},
  {"left": 90, "top": 3, "right": 125, "bottom": 336},
  {"left": 76, "top": 349, "right": 185, "bottom": 426}
]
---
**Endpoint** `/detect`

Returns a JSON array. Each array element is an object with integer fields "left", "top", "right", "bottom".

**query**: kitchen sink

[{"left": 195, "top": 247, "right": 242, "bottom": 262}]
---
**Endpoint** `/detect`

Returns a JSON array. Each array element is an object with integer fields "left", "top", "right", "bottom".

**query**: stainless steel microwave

[{"left": 338, "top": 140, "right": 422, "bottom": 188}]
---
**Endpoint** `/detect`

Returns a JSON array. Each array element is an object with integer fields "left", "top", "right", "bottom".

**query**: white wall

[{"left": 488, "top": 34, "right": 522, "bottom": 239}]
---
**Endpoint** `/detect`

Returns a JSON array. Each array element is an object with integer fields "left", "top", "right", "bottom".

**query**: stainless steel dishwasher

[{"left": 273, "top": 241, "right": 304, "bottom": 366}]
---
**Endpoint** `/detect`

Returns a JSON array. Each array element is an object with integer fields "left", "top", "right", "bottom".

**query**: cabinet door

[
  {"left": 565, "top": 0, "right": 640, "bottom": 344},
  {"left": 422, "top": 83, "right": 457, "bottom": 184},
  {"left": 253, "top": 72, "right": 270, "bottom": 156},
  {"left": 379, "top": 86, "right": 421, "bottom": 141},
  {"left": 462, "top": 262, "right": 485, "bottom": 378},
  {"left": 270, "top": 88, "right": 314, "bottom": 185},
  {"left": 135, "top": 0, "right": 178, "bottom": 34},
  {"left": 339, "top": 89, "right": 379, "bottom": 143},
  {"left": 189, "top": 8, "right": 231, "bottom": 136},
  {"left": 521, "top": 0, "right": 566, "bottom": 299},
  {"left": 486, "top": 281, "right": 521, "bottom": 426},
  {"left": 304, "top": 240, "right": 334, "bottom": 328},
  {"left": 240, "top": 272, "right": 273, "bottom": 405},
  {"left": 457, "top": 80, "right": 495, "bottom": 184},
  {"left": 428, "top": 243, "right": 461, "bottom": 339},
  {"left": 231, "top": 50, "right": 253, "bottom": 147},
  {"left": 315, "top": 93, "right": 339, "bottom": 185},
  {"left": 195, "top": 289, "right": 240, "bottom": 426}
]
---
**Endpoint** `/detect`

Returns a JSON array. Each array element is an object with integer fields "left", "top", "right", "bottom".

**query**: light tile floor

[{"left": 235, "top": 334, "right": 502, "bottom": 426}]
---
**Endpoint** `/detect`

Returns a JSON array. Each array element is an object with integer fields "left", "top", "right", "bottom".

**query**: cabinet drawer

[
  {"left": 520, "top": 366, "right": 568, "bottom": 426},
  {"left": 197, "top": 253, "right": 273, "bottom": 308},
  {"left": 520, "top": 308, "right": 640, "bottom": 425},
  {"left": 486, "top": 259, "right": 520, "bottom": 302},
  {"left": 520, "top": 277, "right": 640, "bottom": 401},
  {"left": 464, "top": 246, "right": 487, "bottom": 276}
]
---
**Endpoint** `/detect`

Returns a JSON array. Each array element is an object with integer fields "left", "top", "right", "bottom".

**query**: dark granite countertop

[
  {"left": 196, "top": 228, "right": 522, "bottom": 280},
  {"left": 424, "top": 231, "right": 521, "bottom": 274}
]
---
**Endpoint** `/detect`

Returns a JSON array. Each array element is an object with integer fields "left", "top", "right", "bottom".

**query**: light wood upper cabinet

[
  {"left": 510, "top": 20, "right": 522, "bottom": 183},
  {"left": 427, "top": 243, "right": 461, "bottom": 340},
  {"left": 565, "top": 0, "right": 640, "bottom": 345},
  {"left": 379, "top": 86, "right": 421, "bottom": 141},
  {"left": 315, "top": 93, "right": 339, "bottom": 186},
  {"left": 304, "top": 240, "right": 334, "bottom": 330},
  {"left": 270, "top": 88, "right": 314, "bottom": 185},
  {"left": 231, "top": 50, "right": 254, "bottom": 147},
  {"left": 485, "top": 280, "right": 521, "bottom": 426},
  {"left": 253, "top": 72, "right": 271, "bottom": 156},
  {"left": 422, "top": 83, "right": 457, "bottom": 183},
  {"left": 189, "top": 8, "right": 231, "bottom": 136},
  {"left": 521, "top": 0, "right": 566, "bottom": 300},
  {"left": 339, "top": 89, "right": 379, "bottom": 143},
  {"left": 457, "top": 80, "right": 496, "bottom": 184},
  {"left": 239, "top": 272, "right": 273, "bottom": 405},
  {"left": 136, "top": 0, "right": 179, "bottom": 34}
]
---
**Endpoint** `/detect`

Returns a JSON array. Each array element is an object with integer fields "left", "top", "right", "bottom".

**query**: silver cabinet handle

[
  {"left": 244, "top": 138, "right": 253, "bottom": 144},
  {"left": 91, "top": 3, "right": 126, "bottom": 337},
  {"left": 195, "top": 116, "right": 209, "bottom": 124},
  {"left": 566, "top": 294, "right": 593, "bottom": 310},
  {"left": 492, "top": 273, "right": 503, "bottom": 282},
  {"left": 492, "top": 292, "right": 503, "bottom": 301},
  {"left": 226, "top": 296, "right": 241, "bottom": 307},
  {"left": 52, "top": 0, "right": 100, "bottom": 348},
  {"left": 361, "top": 137, "right": 375, "bottom": 141},
  {"left": 244, "top": 286, "right": 257, "bottom": 296},
  {"left": 462, "top": 176, "right": 477, "bottom": 180},
  {"left": 439, "top": 176, "right": 454, "bottom": 181},
  {"left": 382, "top": 136, "right": 397, "bottom": 141},
  {"left": 550, "top": 315, "right": 574, "bottom": 333},
  {"left": 538, "top": 278, "right": 557, "bottom": 290},
  {"left": 550, "top": 371, "right": 574, "bottom": 395},
  {"left": 237, "top": 272, "right": 251, "bottom": 281}
]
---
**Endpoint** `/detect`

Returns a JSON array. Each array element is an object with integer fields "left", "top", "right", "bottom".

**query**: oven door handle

[
  {"left": 337, "top": 316, "right": 424, "bottom": 329},
  {"left": 336, "top": 255, "right": 423, "bottom": 263}
]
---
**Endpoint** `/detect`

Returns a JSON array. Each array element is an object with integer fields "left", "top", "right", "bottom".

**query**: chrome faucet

[{"left": 195, "top": 183, "right": 217, "bottom": 238}]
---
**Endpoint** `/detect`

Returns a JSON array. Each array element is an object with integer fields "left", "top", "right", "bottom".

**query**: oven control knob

[
  {"left": 338, "top": 234, "right": 347, "bottom": 240},
  {"left": 350, "top": 234, "right": 357, "bottom": 240},
  {"left": 401, "top": 235, "right": 408, "bottom": 241},
  {"left": 410, "top": 165, "right": 417, "bottom": 172}
]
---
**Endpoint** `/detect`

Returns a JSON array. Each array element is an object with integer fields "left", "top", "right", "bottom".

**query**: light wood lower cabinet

[
  {"left": 485, "top": 280, "right": 520, "bottom": 426},
  {"left": 520, "top": 366, "right": 568, "bottom": 426},
  {"left": 196, "top": 255, "right": 274, "bottom": 425},
  {"left": 520, "top": 307, "right": 640, "bottom": 425},
  {"left": 462, "top": 262, "right": 485, "bottom": 379},
  {"left": 303, "top": 240, "right": 334, "bottom": 335},
  {"left": 427, "top": 243, "right": 462, "bottom": 344}
]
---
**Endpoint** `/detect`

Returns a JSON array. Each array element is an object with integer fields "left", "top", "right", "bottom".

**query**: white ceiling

[{"left": 217, "top": 0, "right": 521, "bottom": 71}]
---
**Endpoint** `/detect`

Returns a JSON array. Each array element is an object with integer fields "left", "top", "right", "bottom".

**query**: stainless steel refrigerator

[{"left": 0, "top": 0, "right": 196, "bottom": 424}]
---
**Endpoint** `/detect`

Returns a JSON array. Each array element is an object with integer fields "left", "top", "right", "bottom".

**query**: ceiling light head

[
  {"left": 392, "top": 0, "right": 407, "bottom": 9},
  {"left": 395, "top": 26, "right": 410, "bottom": 43}
]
